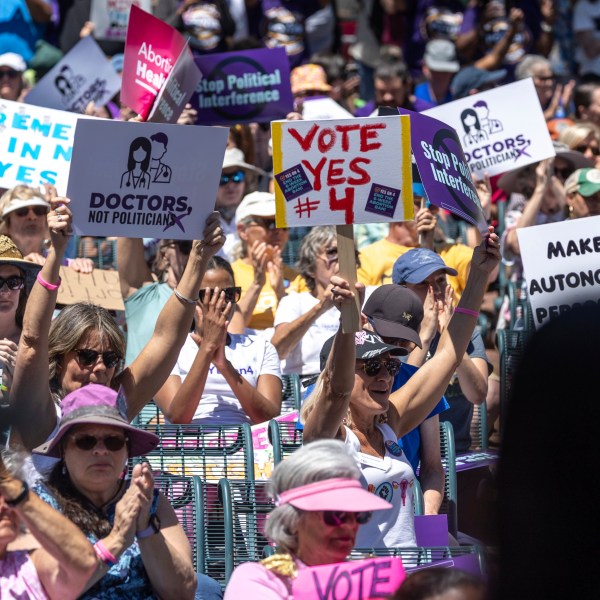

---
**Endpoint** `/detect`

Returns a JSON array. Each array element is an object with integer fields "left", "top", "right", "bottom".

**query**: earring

[{"left": 569, "top": 204, "right": 574, "bottom": 219}]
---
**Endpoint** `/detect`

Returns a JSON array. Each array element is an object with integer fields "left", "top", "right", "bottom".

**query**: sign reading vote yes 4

[
  {"left": 25, "top": 37, "right": 121, "bottom": 114},
  {"left": 517, "top": 215, "right": 600, "bottom": 329},
  {"left": 121, "top": 5, "right": 188, "bottom": 120},
  {"left": 67, "top": 119, "right": 228, "bottom": 240},
  {"left": 272, "top": 116, "right": 414, "bottom": 227},
  {"left": 292, "top": 556, "right": 405, "bottom": 600},
  {"left": 0, "top": 99, "right": 80, "bottom": 193},
  {"left": 424, "top": 79, "right": 555, "bottom": 178}
]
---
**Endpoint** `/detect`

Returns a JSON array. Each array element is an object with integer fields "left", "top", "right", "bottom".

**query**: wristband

[
  {"left": 174, "top": 288, "right": 196, "bottom": 305},
  {"left": 36, "top": 272, "right": 61, "bottom": 291},
  {"left": 94, "top": 540, "right": 118, "bottom": 567},
  {"left": 454, "top": 307, "right": 480, "bottom": 318},
  {"left": 137, "top": 513, "right": 161, "bottom": 539},
  {"left": 4, "top": 480, "right": 29, "bottom": 507}
]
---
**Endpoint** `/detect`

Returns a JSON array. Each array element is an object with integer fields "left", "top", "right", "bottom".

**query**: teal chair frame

[
  {"left": 438, "top": 420, "right": 458, "bottom": 539},
  {"left": 268, "top": 419, "right": 303, "bottom": 465}
]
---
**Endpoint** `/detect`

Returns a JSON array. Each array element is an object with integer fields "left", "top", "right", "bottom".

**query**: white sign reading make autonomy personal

[
  {"left": 517, "top": 215, "right": 600, "bottom": 329},
  {"left": 67, "top": 119, "right": 228, "bottom": 239},
  {"left": 0, "top": 99, "right": 81, "bottom": 193},
  {"left": 25, "top": 37, "right": 121, "bottom": 114},
  {"left": 424, "top": 78, "right": 555, "bottom": 178}
]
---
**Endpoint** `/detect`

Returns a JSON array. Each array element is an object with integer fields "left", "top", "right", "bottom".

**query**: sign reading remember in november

[
  {"left": 25, "top": 37, "right": 121, "bottom": 114},
  {"left": 0, "top": 99, "right": 80, "bottom": 193},
  {"left": 424, "top": 78, "right": 555, "bottom": 178},
  {"left": 517, "top": 215, "right": 600, "bottom": 329},
  {"left": 272, "top": 116, "right": 414, "bottom": 228},
  {"left": 67, "top": 119, "right": 228, "bottom": 240}
]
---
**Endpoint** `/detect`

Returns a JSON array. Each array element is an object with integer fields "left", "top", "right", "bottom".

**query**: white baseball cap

[
  {"left": 0, "top": 53, "right": 27, "bottom": 73},
  {"left": 235, "top": 191, "right": 276, "bottom": 223}
]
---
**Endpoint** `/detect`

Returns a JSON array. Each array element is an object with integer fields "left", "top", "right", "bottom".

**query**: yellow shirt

[
  {"left": 439, "top": 243, "right": 473, "bottom": 304},
  {"left": 232, "top": 259, "right": 308, "bottom": 330},
  {"left": 357, "top": 238, "right": 412, "bottom": 286}
]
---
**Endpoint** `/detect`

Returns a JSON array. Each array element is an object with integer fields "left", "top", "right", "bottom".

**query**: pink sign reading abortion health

[
  {"left": 121, "top": 5, "right": 187, "bottom": 119},
  {"left": 292, "top": 556, "right": 405, "bottom": 600}
]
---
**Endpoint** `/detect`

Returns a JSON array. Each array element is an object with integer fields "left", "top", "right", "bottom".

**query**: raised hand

[{"left": 471, "top": 226, "right": 500, "bottom": 275}]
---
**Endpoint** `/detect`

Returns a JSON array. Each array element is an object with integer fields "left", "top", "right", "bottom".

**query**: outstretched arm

[
  {"left": 387, "top": 228, "right": 500, "bottom": 437},
  {"left": 118, "top": 213, "right": 225, "bottom": 420},
  {"left": 10, "top": 197, "right": 72, "bottom": 449},
  {"left": 117, "top": 237, "right": 155, "bottom": 300},
  {"left": 302, "top": 280, "right": 364, "bottom": 443}
]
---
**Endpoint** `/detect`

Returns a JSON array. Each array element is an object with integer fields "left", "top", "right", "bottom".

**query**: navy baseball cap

[{"left": 392, "top": 248, "right": 458, "bottom": 285}]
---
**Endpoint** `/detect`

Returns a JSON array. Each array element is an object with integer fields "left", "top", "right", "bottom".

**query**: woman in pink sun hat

[{"left": 224, "top": 439, "right": 392, "bottom": 598}]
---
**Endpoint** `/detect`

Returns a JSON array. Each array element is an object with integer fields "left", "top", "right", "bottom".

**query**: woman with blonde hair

[{"left": 559, "top": 122, "right": 600, "bottom": 168}]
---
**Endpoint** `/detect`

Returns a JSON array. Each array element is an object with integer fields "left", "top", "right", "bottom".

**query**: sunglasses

[
  {"left": 358, "top": 357, "right": 401, "bottom": 378},
  {"left": 0, "top": 69, "right": 19, "bottom": 80},
  {"left": 198, "top": 286, "right": 241, "bottom": 304},
  {"left": 0, "top": 275, "right": 24, "bottom": 291},
  {"left": 575, "top": 145, "right": 600, "bottom": 156},
  {"left": 247, "top": 217, "right": 279, "bottom": 231},
  {"left": 322, "top": 510, "right": 373, "bottom": 527},
  {"left": 220, "top": 170, "right": 245, "bottom": 186},
  {"left": 14, "top": 206, "right": 48, "bottom": 218},
  {"left": 75, "top": 349, "right": 121, "bottom": 369},
  {"left": 70, "top": 433, "right": 128, "bottom": 452}
]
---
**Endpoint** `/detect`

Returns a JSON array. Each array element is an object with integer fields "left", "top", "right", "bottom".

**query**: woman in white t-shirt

[
  {"left": 271, "top": 226, "right": 340, "bottom": 379},
  {"left": 154, "top": 256, "right": 282, "bottom": 424}
]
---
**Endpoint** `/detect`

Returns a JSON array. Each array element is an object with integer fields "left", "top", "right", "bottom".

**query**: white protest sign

[
  {"left": 517, "top": 215, "right": 600, "bottom": 329},
  {"left": 91, "top": 0, "right": 151, "bottom": 41},
  {"left": 0, "top": 100, "right": 82, "bottom": 194},
  {"left": 424, "top": 78, "right": 555, "bottom": 178},
  {"left": 301, "top": 97, "right": 354, "bottom": 120},
  {"left": 67, "top": 119, "right": 228, "bottom": 239},
  {"left": 25, "top": 37, "right": 121, "bottom": 114},
  {"left": 271, "top": 116, "right": 414, "bottom": 228}
]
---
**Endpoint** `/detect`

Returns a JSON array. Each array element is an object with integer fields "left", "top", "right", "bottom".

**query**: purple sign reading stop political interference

[
  {"left": 190, "top": 47, "right": 294, "bottom": 126},
  {"left": 400, "top": 108, "right": 488, "bottom": 233}
]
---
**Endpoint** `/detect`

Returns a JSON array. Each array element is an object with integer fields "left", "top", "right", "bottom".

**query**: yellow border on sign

[
  {"left": 399, "top": 115, "right": 414, "bottom": 220},
  {"left": 271, "top": 121, "right": 287, "bottom": 229}
]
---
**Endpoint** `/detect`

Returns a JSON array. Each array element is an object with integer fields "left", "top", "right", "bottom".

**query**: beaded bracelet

[
  {"left": 36, "top": 272, "right": 61, "bottom": 291},
  {"left": 174, "top": 288, "right": 196, "bottom": 305},
  {"left": 94, "top": 540, "right": 118, "bottom": 567},
  {"left": 454, "top": 307, "right": 479, "bottom": 318}
]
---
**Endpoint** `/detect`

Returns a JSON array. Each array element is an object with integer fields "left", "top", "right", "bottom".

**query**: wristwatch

[
  {"left": 4, "top": 480, "right": 29, "bottom": 507},
  {"left": 136, "top": 513, "right": 161, "bottom": 539}
]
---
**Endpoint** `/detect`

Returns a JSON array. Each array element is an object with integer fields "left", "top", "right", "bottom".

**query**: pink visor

[{"left": 276, "top": 478, "right": 392, "bottom": 512}]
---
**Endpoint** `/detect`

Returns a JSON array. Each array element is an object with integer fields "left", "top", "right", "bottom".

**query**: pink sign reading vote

[
  {"left": 292, "top": 556, "right": 405, "bottom": 600},
  {"left": 121, "top": 5, "right": 187, "bottom": 119}
]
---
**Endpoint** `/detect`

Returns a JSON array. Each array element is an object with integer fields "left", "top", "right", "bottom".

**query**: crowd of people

[{"left": 2, "top": 0, "right": 600, "bottom": 598}]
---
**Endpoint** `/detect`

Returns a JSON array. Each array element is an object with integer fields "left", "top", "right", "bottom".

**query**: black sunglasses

[
  {"left": 359, "top": 357, "right": 401, "bottom": 378},
  {"left": 75, "top": 348, "right": 121, "bottom": 369},
  {"left": 0, "top": 69, "right": 20, "bottom": 79},
  {"left": 14, "top": 206, "right": 48, "bottom": 218},
  {"left": 575, "top": 145, "right": 600, "bottom": 156},
  {"left": 322, "top": 510, "right": 373, "bottom": 527},
  {"left": 0, "top": 275, "right": 25, "bottom": 291},
  {"left": 220, "top": 170, "right": 245, "bottom": 186},
  {"left": 70, "top": 434, "right": 128, "bottom": 452},
  {"left": 198, "top": 286, "right": 242, "bottom": 304},
  {"left": 247, "top": 217, "right": 279, "bottom": 231}
]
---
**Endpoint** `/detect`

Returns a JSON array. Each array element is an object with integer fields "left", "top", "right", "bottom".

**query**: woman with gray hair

[
  {"left": 224, "top": 439, "right": 391, "bottom": 598},
  {"left": 271, "top": 226, "right": 341, "bottom": 380}
]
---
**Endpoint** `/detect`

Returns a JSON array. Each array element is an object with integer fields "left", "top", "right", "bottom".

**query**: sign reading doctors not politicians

[
  {"left": 271, "top": 116, "right": 414, "bottom": 228},
  {"left": 424, "top": 78, "right": 555, "bottom": 178},
  {"left": 67, "top": 119, "right": 228, "bottom": 240},
  {"left": 25, "top": 37, "right": 121, "bottom": 114}
]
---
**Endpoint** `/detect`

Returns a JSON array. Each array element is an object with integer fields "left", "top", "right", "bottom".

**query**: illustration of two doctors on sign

[{"left": 120, "top": 132, "right": 172, "bottom": 189}]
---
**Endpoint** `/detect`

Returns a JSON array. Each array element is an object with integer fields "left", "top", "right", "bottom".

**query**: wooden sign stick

[{"left": 336, "top": 224, "right": 360, "bottom": 333}]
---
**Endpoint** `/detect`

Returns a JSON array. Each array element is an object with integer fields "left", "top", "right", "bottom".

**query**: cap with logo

[
  {"left": 392, "top": 248, "right": 458, "bottom": 285},
  {"left": 363, "top": 285, "right": 423, "bottom": 348},
  {"left": 564, "top": 168, "right": 600, "bottom": 197},
  {"left": 423, "top": 40, "right": 460, "bottom": 73},
  {"left": 319, "top": 330, "right": 406, "bottom": 371}
]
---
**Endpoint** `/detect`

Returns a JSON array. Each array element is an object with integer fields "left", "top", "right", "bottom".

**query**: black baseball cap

[
  {"left": 319, "top": 330, "right": 406, "bottom": 371},
  {"left": 363, "top": 285, "right": 423, "bottom": 349}
]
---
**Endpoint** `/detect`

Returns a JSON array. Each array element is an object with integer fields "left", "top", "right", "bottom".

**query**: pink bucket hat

[
  {"left": 276, "top": 477, "right": 392, "bottom": 512},
  {"left": 33, "top": 384, "right": 159, "bottom": 458}
]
